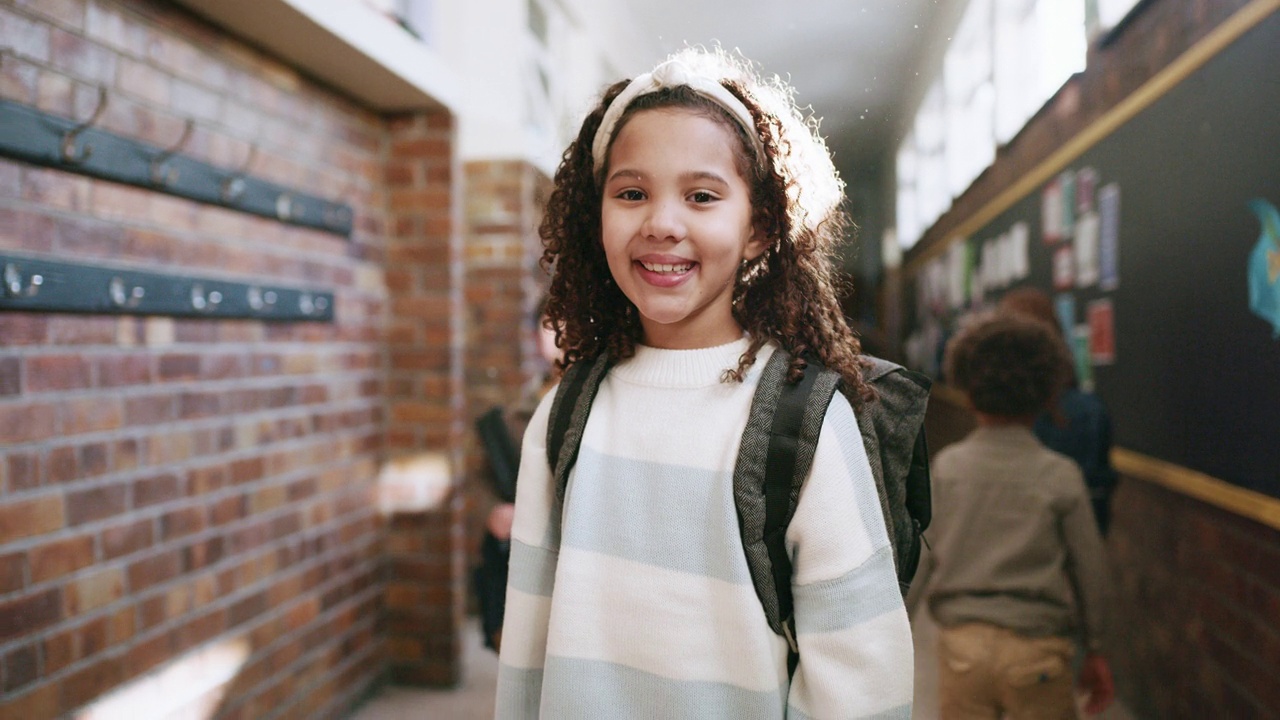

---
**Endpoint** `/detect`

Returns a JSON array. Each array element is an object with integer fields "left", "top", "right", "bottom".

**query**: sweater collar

[
  {"left": 610, "top": 336, "right": 772, "bottom": 388},
  {"left": 970, "top": 424, "right": 1041, "bottom": 446}
]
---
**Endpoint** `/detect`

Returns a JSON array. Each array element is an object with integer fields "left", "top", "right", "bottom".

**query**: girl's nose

[{"left": 640, "top": 199, "right": 685, "bottom": 242}]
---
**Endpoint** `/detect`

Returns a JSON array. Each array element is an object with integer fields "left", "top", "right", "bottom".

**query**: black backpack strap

[
  {"left": 545, "top": 353, "right": 614, "bottom": 504},
  {"left": 735, "top": 348, "right": 841, "bottom": 656}
]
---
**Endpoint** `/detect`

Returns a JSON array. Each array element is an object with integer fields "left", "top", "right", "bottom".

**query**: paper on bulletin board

[
  {"left": 1042, "top": 176, "right": 1065, "bottom": 244},
  {"left": 1073, "top": 324, "right": 1094, "bottom": 392},
  {"left": 1099, "top": 183, "right": 1121, "bottom": 291},
  {"left": 1053, "top": 246, "right": 1075, "bottom": 290},
  {"left": 1075, "top": 210, "right": 1100, "bottom": 288},
  {"left": 1055, "top": 293, "right": 1076, "bottom": 339},
  {"left": 1010, "top": 221, "right": 1030, "bottom": 280},
  {"left": 1088, "top": 298, "right": 1116, "bottom": 365},
  {"left": 1076, "top": 167, "right": 1098, "bottom": 214}
]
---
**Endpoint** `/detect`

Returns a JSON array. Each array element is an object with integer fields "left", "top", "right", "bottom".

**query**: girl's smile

[{"left": 601, "top": 108, "right": 765, "bottom": 349}]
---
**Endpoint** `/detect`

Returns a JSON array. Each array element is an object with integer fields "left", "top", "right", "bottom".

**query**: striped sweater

[{"left": 495, "top": 337, "right": 913, "bottom": 719}]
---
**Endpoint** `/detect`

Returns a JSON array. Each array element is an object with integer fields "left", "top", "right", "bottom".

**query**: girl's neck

[{"left": 640, "top": 315, "right": 745, "bottom": 350}]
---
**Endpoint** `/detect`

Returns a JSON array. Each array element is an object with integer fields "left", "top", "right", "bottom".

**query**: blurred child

[
  {"left": 495, "top": 47, "right": 912, "bottom": 718},
  {"left": 474, "top": 298, "right": 563, "bottom": 652},
  {"left": 919, "top": 311, "right": 1114, "bottom": 719},
  {"left": 998, "top": 287, "right": 1119, "bottom": 534}
]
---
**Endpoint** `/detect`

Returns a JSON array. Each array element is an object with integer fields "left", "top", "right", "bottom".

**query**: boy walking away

[{"left": 917, "top": 311, "right": 1114, "bottom": 719}]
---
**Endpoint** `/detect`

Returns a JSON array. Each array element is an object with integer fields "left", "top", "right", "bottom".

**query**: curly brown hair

[
  {"left": 943, "top": 311, "right": 1073, "bottom": 417},
  {"left": 539, "top": 48, "right": 871, "bottom": 402}
]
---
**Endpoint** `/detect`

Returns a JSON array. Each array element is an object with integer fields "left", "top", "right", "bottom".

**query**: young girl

[{"left": 496, "top": 48, "right": 913, "bottom": 719}]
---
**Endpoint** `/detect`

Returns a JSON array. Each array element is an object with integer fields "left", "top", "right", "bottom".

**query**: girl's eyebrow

[{"left": 605, "top": 169, "right": 730, "bottom": 186}]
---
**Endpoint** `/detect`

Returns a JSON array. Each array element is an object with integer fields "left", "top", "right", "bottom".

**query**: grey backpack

[{"left": 545, "top": 347, "right": 931, "bottom": 661}]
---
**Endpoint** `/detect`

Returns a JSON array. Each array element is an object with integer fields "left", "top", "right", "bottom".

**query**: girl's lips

[{"left": 634, "top": 259, "right": 696, "bottom": 288}]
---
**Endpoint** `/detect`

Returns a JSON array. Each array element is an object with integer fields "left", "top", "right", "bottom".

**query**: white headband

[{"left": 591, "top": 59, "right": 766, "bottom": 175}]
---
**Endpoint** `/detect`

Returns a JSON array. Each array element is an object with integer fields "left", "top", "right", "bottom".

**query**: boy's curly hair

[
  {"left": 943, "top": 311, "right": 1073, "bottom": 418},
  {"left": 539, "top": 47, "right": 871, "bottom": 402}
]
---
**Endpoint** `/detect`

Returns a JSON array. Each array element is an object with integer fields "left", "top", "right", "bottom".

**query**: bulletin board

[{"left": 901, "top": 7, "right": 1280, "bottom": 500}]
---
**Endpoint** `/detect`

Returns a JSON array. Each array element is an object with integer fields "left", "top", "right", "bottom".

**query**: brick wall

[
  {"left": 460, "top": 161, "right": 550, "bottom": 575},
  {"left": 903, "top": 1, "right": 1279, "bottom": 717},
  {"left": 380, "top": 113, "right": 467, "bottom": 687},
  {"left": 1108, "top": 479, "right": 1280, "bottom": 718},
  {"left": 0, "top": 0, "right": 460, "bottom": 716}
]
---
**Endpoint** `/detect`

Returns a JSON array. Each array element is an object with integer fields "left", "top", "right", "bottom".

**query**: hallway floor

[{"left": 349, "top": 616, "right": 1137, "bottom": 719}]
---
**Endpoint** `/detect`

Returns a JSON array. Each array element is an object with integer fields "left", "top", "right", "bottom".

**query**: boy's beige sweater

[{"left": 918, "top": 425, "right": 1111, "bottom": 651}]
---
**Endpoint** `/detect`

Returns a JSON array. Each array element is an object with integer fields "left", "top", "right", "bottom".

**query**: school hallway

[{"left": 2, "top": 0, "right": 1278, "bottom": 718}]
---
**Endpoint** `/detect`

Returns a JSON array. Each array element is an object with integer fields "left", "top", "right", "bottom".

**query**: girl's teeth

[{"left": 642, "top": 262, "right": 692, "bottom": 273}]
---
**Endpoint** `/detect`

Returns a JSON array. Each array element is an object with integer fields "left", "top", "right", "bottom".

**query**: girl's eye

[
  {"left": 689, "top": 191, "right": 717, "bottom": 204},
  {"left": 616, "top": 189, "right": 645, "bottom": 201}
]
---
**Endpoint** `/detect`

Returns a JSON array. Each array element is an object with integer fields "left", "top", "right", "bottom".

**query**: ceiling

[{"left": 626, "top": 0, "right": 957, "bottom": 178}]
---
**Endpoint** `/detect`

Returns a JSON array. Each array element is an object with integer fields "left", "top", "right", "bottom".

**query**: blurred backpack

[{"left": 544, "top": 347, "right": 932, "bottom": 656}]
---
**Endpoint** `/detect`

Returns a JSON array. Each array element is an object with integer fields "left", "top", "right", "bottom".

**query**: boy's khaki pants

[{"left": 937, "top": 622, "right": 1077, "bottom": 720}]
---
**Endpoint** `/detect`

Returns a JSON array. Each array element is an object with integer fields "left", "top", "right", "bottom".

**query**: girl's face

[{"left": 600, "top": 108, "right": 765, "bottom": 349}]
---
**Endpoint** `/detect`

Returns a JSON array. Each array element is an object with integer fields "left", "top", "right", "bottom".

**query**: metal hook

[
  {"left": 4, "top": 263, "right": 44, "bottom": 299},
  {"left": 150, "top": 118, "right": 195, "bottom": 186},
  {"left": 219, "top": 143, "right": 258, "bottom": 203},
  {"left": 61, "top": 85, "right": 109, "bottom": 164}
]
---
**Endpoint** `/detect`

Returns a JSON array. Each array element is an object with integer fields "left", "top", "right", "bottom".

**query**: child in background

[
  {"left": 918, "top": 311, "right": 1114, "bottom": 719},
  {"left": 496, "top": 48, "right": 913, "bottom": 719},
  {"left": 474, "top": 298, "right": 563, "bottom": 652},
  {"left": 998, "top": 287, "right": 1119, "bottom": 535}
]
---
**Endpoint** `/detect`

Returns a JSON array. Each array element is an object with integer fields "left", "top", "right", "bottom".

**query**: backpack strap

[
  {"left": 734, "top": 348, "right": 841, "bottom": 654},
  {"left": 546, "top": 353, "right": 614, "bottom": 503},
  {"left": 854, "top": 356, "right": 933, "bottom": 590}
]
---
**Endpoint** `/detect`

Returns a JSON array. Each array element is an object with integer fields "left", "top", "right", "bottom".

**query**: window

[{"left": 896, "top": 0, "right": 1089, "bottom": 250}]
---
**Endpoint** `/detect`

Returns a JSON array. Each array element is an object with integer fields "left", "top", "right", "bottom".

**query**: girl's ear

[{"left": 743, "top": 226, "right": 769, "bottom": 261}]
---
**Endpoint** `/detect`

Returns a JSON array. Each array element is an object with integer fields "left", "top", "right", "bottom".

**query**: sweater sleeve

[
  {"left": 495, "top": 391, "right": 559, "bottom": 718},
  {"left": 784, "top": 395, "right": 914, "bottom": 719}
]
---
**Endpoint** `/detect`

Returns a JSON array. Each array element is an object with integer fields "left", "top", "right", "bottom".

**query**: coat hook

[
  {"left": 4, "top": 263, "right": 44, "bottom": 298},
  {"left": 219, "top": 143, "right": 258, "bottom": 203},
  {"left": 61, "top": 85, "right": 109, "bottom": 164},
  {"left": 150, "top": 118, "right": 195, "bottom": 186}
]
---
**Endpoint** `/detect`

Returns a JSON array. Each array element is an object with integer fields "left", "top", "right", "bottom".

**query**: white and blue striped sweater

[{"left": 496, "top": 338, "right": 913, "bottom": 719}]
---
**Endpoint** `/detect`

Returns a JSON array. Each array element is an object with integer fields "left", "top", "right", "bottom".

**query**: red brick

[
  {"left": 0, "top": 588, "right": 62, "bottom": 642},
  {"left": 2, "top": 641, "right": 38, "bottom": 693},
  {"left": 6, "top": 452, "right": 44, "bottom": 492},
  {"left": 65, "top": 566, "right": 124, "bottom": 615},
  {"left": 0, "top": 684, "right": 57, "bottom": 719},
  {"left": 48, "top": 445, "right": 78, "bottom": 484},
  {"left": 29, "top": 534, "right": 95, "bottom": 584},
  {"left": 172, "top": 607, "right": 226, "bottom": 654},
  {"left": 48, "top": 315, "right": 117, "bottom": 344},
  {"left": 79, "top": 442, "right": 109, "bottom": 477},
  {"left": 0, "top": 402, "right": 57, "bottom": 443},
  {"left": 127, "top": 550, "right": 181, "bottom": 592},
  {"left": 0, "top": 552, "right": 25, "bottom": 593},
  {"left": 15, "top": 0, "right": 87, "bottom": 30},
  {"left": 124, "top": 395, "right": 175, "bottom": 425},
  {"left": 112, "top": 438, "right": 141, "bottom": 473},
  {"left": 0, "top": 356, "right": 19, "bottom": 397},
  {"left": 101, "top": 518, "right": 153, "bottom": 560},
  {"left": 25, "top": 354, "right": 92, "bottom": 392},
  {"left": 160, "top": 506, "right": 205, "bottom": 540},
  {"left": 117, "top": 55, "right": 171, "bottom": 106},
  {"left": 58, "top": 655, "right": 124, "bottom": 714},
  {"left": 61, "top": 396, "right": 124, "bottom": 435},
  {"left": 157, "top": 353, "right": 201, "bottom": 381},
  {"left": 66, "top": 483, "right": 127, "bottom": 526},
  {"left": 123, "top": 630, "right": 171, "bottom": 677},
  {"left": 0, "top": 495, "right": 64, "bottom": 543},
  {"left": 133, "top": 472, "right": 182, "bottom": 508},
  {"left": 0, "top": 314, "right": 49, "bottom": 346},
  {"left": 95, "top": 354, "right": 153, "bottom": 388}
]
